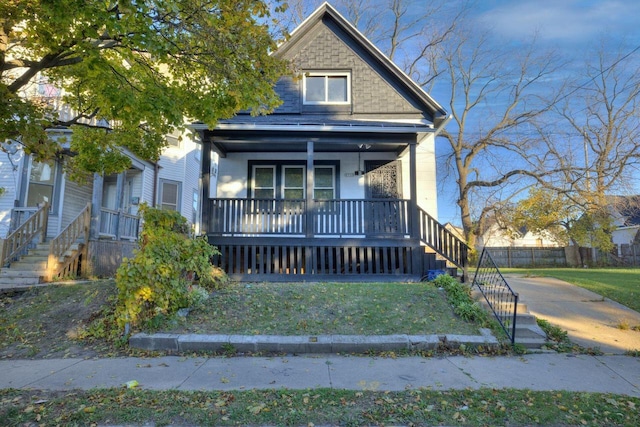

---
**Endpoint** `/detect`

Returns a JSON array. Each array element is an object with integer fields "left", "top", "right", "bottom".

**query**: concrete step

[
  {"left": 0, "top": 269, "right": 46, "bottom": 278},
  {"left": 514, "top": 336, "right": 549, "bottom": 349},
  {"left": 0, "top": 275, "right": 42, "bottom": 286}
]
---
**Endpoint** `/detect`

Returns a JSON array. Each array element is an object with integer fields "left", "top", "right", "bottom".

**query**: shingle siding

[{"left": 277, "top": 25, "right": 422, "bottom": 117}]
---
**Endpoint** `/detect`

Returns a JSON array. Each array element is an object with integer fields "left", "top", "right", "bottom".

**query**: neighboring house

[
  {"left": 476, "top": 221, "right": 560, "bottom": 249},
  {"left": 193, "top": 3, "right": 466, "bottom": 281},
  {"left": 610, "top": 195, "right": 640, "bottom": 258},
  {"left": 1, "top": 127, "right": 202, "bottom": 280}
]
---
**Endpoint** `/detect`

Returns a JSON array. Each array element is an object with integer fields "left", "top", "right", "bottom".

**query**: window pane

[
  {"left": 284, "top": 167, "right": 304, "bottom": 187},
  {"left": 314, "top": 189, "right": 334, "bottom": 199},
  {"left": 284, "top": 189, "right": 304, "bottom": 199},
  {"left": 314, "top": 167, "right": 333, "bottom": 187},
  {"left": 254, "top": 189, "right": 274, "bottom": 199},
  {"left": 254, "top": 167, "right": 274, "bottom": 188},
  {"left": 162, "top": 183, "right": 178, "bottom": 204},
  {"left": 306, "top": 76, "right": 325, "bottom": 102},
  {"left": 27, "top": 183, "right": 53, "bottom": 206},
  {"left": 30, "top": 161, "right": 55, "bottom": 184},
  {"left": 327, "top": 76, "right": 347, "bottom": 102}
]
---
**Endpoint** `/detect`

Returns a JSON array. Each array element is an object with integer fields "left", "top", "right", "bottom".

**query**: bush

[
  {"left": 431, "top": 274, "right": 489, "bottom": 326},
  {"left": 115, "top": 205, "right": 227, "bottom": 331}
]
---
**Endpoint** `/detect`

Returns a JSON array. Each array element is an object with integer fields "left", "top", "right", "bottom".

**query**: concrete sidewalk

[
  {"left": 504, "top": 274, "right": 640, "bottom": 354},
  {"left": 1, "top": 353, "right": 639, "bottom": 397}
]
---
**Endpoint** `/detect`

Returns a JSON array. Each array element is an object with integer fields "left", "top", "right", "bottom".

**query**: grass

[
  {"left": 161, "top": 281, "right": 480, "bottom": 336},
  {"left": 0, "top": 280, "right": 482, "bottom": 359},
  {"left": 1, "top": 387, "right": 638, "bottom": 426},
  {"left": 502, "top": 267, "right": 640, "bottom": 312}
]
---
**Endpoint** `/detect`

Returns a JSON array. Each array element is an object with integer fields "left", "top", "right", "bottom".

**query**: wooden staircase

[
  {"left": 0, "top": 203, "right": 90, "bottom": 292},
  {"left": 0, "top": 242, "right": 87, "bottom": 289}
]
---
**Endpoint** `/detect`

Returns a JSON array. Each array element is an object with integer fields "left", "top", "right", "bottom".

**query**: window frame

[
  {"left": 248, "top": 160, "right": 339, "bottom": 200},
  {"left": 251, "top": 165, "right": 276, "bottom": 199},
  {"left": 313, "top": 165, "right": 336, "bottom": 200},
  {"left": 302, "top": 72, "right": 351, "bottom": 105},
  {"left": 158, "top": 179, "right": 182, "bottom": 211}
]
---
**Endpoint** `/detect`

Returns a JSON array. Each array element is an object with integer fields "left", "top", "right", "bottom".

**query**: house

[
  {"left": 476, "top": 221, "right": 561, "bottom": 249},
  {"left": 610, "top": 195, "right": 640, "bottom": 260},
  {"left": 193, "top": 3, "right": 467, "bottom": 281},
  {"left": 0, "top": 125, "right": 202, "bottom": 282}
]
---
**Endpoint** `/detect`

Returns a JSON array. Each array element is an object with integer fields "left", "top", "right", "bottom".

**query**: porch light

[{"left": 354, "top": 143, "right": 371, "bottom": 175}]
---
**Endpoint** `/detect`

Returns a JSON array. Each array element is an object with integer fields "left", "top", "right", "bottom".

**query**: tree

[
  {"left": 435, "top": 24, "right": 563, "bottom": 250},
  {"left": 509, "top": 41, "right": 640, "bottom": 264},
  {"left": 1, "top": 0, "right": 288, "bottom": 179}
]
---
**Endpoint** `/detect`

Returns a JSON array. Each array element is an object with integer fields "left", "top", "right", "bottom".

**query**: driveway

[{"left": 504, "top": 274, "right": 640, "bottom": 354}]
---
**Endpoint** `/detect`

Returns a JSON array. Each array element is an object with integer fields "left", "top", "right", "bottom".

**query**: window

[
  {"left": 192, "top": 189, "right": 198, "bottom": 224},
  {"left": 159, "top": 180, "right": 181, "bottom": 211},
  {"left": 314, "top": 166, "right": 335, "bottom": 199},
  {"left": 303, "top": 72, "right": 350, "bottom": 104},
  {"left": 252, "top": 166, "right": 275, "bottom": 199},
  {"left": 283, "top": 166, "right": 305, "bottom": 199},
  {"left": 27, "top": 160, "right": 56, "bottom": 207},
  {"left": 248, "top": 161, "right": 339, "bottom": 199}
]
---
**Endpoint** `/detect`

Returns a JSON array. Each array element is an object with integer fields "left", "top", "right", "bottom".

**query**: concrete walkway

[
  {"left": 1, "top": 353, "right": 639, "bottom": 397},
  {"left": 504, "top": 274, "right": 640, "bottom": 354}
]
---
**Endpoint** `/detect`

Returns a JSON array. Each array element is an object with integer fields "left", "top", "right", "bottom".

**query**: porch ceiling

[{"left": 204, "top": 121, "right": 432, "bottom": 156}]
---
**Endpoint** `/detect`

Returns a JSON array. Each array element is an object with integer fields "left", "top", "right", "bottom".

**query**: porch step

[{"left": 472, "top": 288, "right": 548, "bottom": 349}]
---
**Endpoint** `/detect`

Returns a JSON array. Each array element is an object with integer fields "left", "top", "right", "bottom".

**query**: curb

[{"left": 130, "top": 328, "right": 500, "bottom": 354}]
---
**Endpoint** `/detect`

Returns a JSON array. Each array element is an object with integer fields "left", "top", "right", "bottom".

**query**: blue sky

[{"left": 434, "top": 0, "right": 640, "bottom": 226}]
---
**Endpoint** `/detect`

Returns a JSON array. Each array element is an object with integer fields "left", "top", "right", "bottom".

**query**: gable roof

[{"left": 274, "top": 2, "right": 449, "bottom": 130}]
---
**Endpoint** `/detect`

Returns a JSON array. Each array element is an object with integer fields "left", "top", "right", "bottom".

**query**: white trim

[{"left": 282, "top": 165, "right": 306, "bottom": 199}]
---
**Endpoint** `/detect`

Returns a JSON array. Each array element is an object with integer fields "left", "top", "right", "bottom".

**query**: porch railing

[
  {"left": 99, "top": 208, "right": 140, "bottom": 240},
  {"left": 1, "top": 203, "right": 49, "bottom": 267},
  {"left": 208, "top": 198, "right": 409, "bottom": 237},
  {"left": 418, "top": 206, "right": 468, "bottom": 270},
  {"left": 47, "top": 203, "right": 91, "bottom": 281}
]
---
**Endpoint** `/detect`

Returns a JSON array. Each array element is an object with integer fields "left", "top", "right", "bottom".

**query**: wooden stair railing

[
  {"left": 46, "top": 203, "right": 91, "bottom": 281},
  {"left": 417, "top": 206, "right": 469, "bottom": 273},
  {"left": 1, "top": 202, "right": 49, "bottom": 268}
]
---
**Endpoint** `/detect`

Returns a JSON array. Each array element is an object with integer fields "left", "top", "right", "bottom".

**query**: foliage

[
  {"left": 2, "top": 387, "right": 638, "bottom": 426},
  {"left": 0, "top": 186, "right": 5, "bottom": 196},
  {"left": 115, "top": 205, "right": 226, "bottom": 331},
  {"left": 431, "top": 274, "right": 490, "bottom": 326},
  {"left": 0, "top": 0, "right": 289, "bottom": 178}
]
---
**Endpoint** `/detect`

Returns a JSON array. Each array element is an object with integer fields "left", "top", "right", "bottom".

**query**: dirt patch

[{"left": 0, "top": 281, "right": 117, "bottom": 359}]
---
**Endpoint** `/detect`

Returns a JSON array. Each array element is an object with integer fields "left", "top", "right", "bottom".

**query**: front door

[{"left": 365, "top": 160, "right": 403, "bottom": 235}]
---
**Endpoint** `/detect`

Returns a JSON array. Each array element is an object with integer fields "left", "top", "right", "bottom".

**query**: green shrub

[
  {"left": 115, "top": 205, "right": 226, "bottom": 331},
  {"left": 431, "top": 274, "right": 489, "bottom": 326}
]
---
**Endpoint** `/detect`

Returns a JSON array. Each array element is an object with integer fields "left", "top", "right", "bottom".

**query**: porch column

[
  {"left": 409, "top": 139, "right": 419, "bottom": 240},
  {"left": 200, "top": 133, "right": 212, "bottom": 235},
  {"left": 89, "top": 173, "right": 103, "bottom": 240},
  {"left": 306, "top": 141, "right": 315, "bottom": 238},
  {"left": 409, "top": 139, "right": 423, "bottom": 275},
  {"left": 306, "top": 141, "right": 315, "bottom": 274},
  {"left": 114, "top": 171, "right": 125, "bottom": 239}
]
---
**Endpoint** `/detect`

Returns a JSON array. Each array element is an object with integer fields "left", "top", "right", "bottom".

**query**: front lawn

[
  {"left": 0, "top": 280, "right": 481, "bottom": 359},
  {"left": 501, "top": 268, "right": 640, "bottom": 312},
  {"left": 161, "top": 281, "right": 480, "bottom": 336}
]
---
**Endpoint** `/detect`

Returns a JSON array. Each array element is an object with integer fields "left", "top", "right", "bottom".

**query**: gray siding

[
  {"left": 60, "top": 177, "right": 93, "bottom": 231},
  {"left": 277, "top": 25, "right": 422, "bottom": 117}
]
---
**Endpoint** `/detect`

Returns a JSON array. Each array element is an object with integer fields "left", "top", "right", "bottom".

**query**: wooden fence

[{"left": 482, "top": 246, "right": 568, "bottom": 268}]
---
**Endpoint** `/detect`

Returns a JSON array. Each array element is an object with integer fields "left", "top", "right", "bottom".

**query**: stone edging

[{"left": 130, "top": 329, "right": 499, "bottom": 354}]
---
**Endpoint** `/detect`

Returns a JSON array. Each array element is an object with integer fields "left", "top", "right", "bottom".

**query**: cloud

[{"left": 475, "top": 0, "right": 640, "bottom": 44}]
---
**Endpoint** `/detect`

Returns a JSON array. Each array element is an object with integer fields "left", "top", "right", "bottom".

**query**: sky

[{"left": 433, "top": 0, "right": 640, "bottom": 226}]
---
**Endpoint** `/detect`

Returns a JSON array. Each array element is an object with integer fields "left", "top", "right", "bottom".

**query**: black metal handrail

[{"left": 472, "top": 248, "right": 519, "bottom": 344}]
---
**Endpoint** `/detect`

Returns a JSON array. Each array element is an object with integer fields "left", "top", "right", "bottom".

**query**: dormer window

[{"left": 303, "top": 72, "right": 350, "bottom": 105}]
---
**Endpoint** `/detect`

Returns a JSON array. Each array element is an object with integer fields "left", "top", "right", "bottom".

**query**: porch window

[
  {"left": 252, "top": 166, "right": 275, "bottom": 199},
  {"left": 283, "top": 166, "right": 305, "bottom": 199},
  {"left": 314, "top": 166, "right": 335, "bottom": 199},
  {"left": 27, "top": 160, "right": 56, "bottom": 207},
  {"left": 303, "top": 72, "right": 350, "bottom": 104},
  {"left": 159, "top": 179, "right": 181, "bottom": 211}
]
